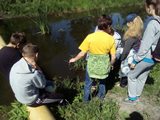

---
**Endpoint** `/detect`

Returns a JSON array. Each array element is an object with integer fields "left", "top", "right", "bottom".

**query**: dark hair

[
  {"left": 110, "top": 28, "right": 114, "bottom": 36},
  {"left": 97, "top": 15, "right": 112, "bottom": 33},
  {"left": 146, "top": 0, "right": 160, "bottom": 16},
  {"left": 10, "top": 32, "right": 26, "bottom": 46},
  {"left": 22, "top": 43, "right": 39, "bottom": 57}
]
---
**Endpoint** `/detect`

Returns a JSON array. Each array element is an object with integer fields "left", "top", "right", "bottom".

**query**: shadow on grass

[
  {"left": 146, "top": 76, "right": 154, "bottom": 85},
  {"left": 106, "top": 60, "right": 121, "bottom": 93},
  {"left": 125, "top": 111, "right": 144, "bottom": 120}
]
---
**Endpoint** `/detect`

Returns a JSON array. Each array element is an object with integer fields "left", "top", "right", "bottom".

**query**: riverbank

[{"left": 0, "top": 0, "right": 143, "bottom": 18}]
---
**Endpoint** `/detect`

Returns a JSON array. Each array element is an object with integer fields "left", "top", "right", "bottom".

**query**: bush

[
  {"left": 8, "top": 101, "right": 29, "bottom": 120},
  {"left": 69, "top": 58, "right": 86, "bottom": 71},
  {"left": 0, "top": 101, "right": 28, "bottom": 120},
  {"left": 58, "top": 98, "right": 119, "bottom": 120}
]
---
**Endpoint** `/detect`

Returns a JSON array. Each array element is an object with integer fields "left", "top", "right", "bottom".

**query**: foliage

[
  {"left": 8, "top": 101, "right": 29, "bottom": 120},
  {"left": 53, "top": 76, "right": 84, "bottom": 102},
  {"left": 58, "top": 98, "right": 119, "bottom": 120},
  {"left": 0, "top": 101, "right": 28, "bottom": 120},
  {"left": 143, "top": 63, "right": 160, "bottom": 105},
  {"left": 0, "top": 105, "right": 10, "bottom": 120},
  {"left": 0, "top": 0, "right": 143, "bottom": 17},
  {"left": 28, "top": 1, "right": 50, "bottom": 35},
  {"left": 69, "top": 58, "right": 87, "bottom": 71}
]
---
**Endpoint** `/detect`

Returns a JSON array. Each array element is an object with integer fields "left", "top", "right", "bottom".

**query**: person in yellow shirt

[{"left": 69, "top": 16, "right": 116, "bottom": 101}]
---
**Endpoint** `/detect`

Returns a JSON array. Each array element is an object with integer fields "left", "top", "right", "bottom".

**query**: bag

[
  {"left": 152, "top": 38, "right": 160, "bottom": 62},
  {"left": 152, "top": 19, "right": 160, "bottom": 62}
]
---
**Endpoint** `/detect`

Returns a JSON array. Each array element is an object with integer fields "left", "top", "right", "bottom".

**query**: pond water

[{"left": 0, "top": 6, "right": 148, "bottom": 105}]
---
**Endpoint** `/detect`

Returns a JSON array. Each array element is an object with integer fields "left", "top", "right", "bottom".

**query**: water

[{"left": 0, "top": 6, "right": 147, "bottom": 105}]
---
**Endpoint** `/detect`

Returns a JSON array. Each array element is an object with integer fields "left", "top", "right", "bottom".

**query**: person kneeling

[{"left": 9, "top": 43, "right": 62, "bottom": 107}]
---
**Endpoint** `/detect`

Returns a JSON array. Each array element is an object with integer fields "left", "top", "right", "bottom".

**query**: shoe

[
  {"left": 120, "top": 77, "right": 128, "bottom": 88},
  {"left": 41, "top": 93, "right": 63, "bottom": 104},
  {"left": 59, "top": 99, "right": 69, "bottom": 106},
  {"left": 123, "top": 97, "right": 138, "bottom": 105}
]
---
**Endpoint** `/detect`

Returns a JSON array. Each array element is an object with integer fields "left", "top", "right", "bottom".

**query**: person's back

[
  {"left": 0, "top": 32, "right": 26, "bottom": 80},
  {"left": 83, "top": 30, "right": 115, "bottom": 55},
  {"left": 10, "top": 43, "right": 62, "bottom": 106},
  {"left": 10, "top": 58, "right": 45, "bottom": 104},
  {"left": 0, "top": 46, "right": 21, "bottom": 80}
]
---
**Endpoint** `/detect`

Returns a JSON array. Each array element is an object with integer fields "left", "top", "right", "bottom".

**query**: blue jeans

[{"left": 83, "top": 70, "right": 106, "bottom": 101}]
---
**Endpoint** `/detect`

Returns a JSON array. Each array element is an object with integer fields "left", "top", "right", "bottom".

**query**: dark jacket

[
  {"left": 120, "top": 37, "right": 140, "bottom": 61},
  {"left": 0, "top": 46, "right": 22, "bottom": 80}
]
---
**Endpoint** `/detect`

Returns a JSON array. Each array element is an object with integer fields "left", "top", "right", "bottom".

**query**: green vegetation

[
  {"left": 29, "top": 12, "right": 50, "bottom": 35},
  {"left": 52, "top": 76, "right": 119, "bottom": 120},
  {"left": 69, "top": 58, "right": 86, "bottom": 71},
  {"left": 0, "top": 0, "right": 143, "bottom": 17},
  {"left": 0, "top": 101, "right": 28, "bottom": 120},
  {"left": 59, "top": 98, "right": 119, "bottom": 120},
  {"left": 0, "top": 63, "right": 159, "bottom": 120},
  {"left": 143, "top": 63, "right": 160, "bottom": 105}
]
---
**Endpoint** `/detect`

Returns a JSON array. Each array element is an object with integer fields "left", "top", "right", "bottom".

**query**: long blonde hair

[{"left": 123, "top": 16, "right": 144, "bottom": 40}]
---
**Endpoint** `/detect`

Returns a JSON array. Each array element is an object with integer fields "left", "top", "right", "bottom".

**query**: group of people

[
  {"left": 0, "top": 33, "right": 62, "bottom": 106},
  {"left": 69, "top": 0, "right": 160, "bottom": 103},
  {"left": 0, "top": 0, "right": 160, "bottom": 107}
]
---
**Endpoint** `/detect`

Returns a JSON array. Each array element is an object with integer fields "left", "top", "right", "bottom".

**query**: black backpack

[{"left": 152, "top": 19, "right": 160, "bottom": 62}]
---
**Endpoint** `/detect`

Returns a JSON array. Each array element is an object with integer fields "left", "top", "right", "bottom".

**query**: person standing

[
  {"left": 119, "top": 14, "right": 143, "bottom": 87},
  {"left": 69, "top": 16, "right": 116, "bottom": 101},
  {"left": 125, "top": 0, "right": 160, "bottom": 103}
]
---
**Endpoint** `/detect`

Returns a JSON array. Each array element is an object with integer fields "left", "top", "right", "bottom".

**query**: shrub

[
  {"left": 0, "top": 101, "right": 28, "bottom": 120},
  {"left": 69, "top": 58, "right": 86, "bottom": 71},
  {"left": 8, "top": 101, "right": 29, "bottom": 120},
  {"left": 58, "top": 98, "right": 119, "bottom": 120}
]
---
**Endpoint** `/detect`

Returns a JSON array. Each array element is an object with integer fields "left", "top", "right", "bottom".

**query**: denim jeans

[{"left": 83, "top": 70, "right": 106, "bottom": 101}]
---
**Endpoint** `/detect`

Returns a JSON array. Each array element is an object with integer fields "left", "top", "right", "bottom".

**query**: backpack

[
  {"left": 152, "top": 38, "right": 160, "bottom": 62},
  {"left": 151, "top": 19, "right": 160, "bottom": 62}
]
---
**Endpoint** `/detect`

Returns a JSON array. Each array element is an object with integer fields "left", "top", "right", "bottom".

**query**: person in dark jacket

[
  {"left": 119, "top": 14, "right": 143, "bottom": 87},
  {"left": 0, "top": 32, "right": 26, "bottom": 80}
]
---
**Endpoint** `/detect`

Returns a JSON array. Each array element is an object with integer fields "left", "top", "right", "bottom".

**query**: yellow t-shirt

[{"left": 79, "top": 31, "right": 116, "bottom": 55}]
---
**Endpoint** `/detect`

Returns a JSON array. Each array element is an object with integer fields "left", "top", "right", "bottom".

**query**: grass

[
  {"left": 143, "top": 63, "right": 160, "bottom": 105},
  {"left": 0, "top": 0, "right": 143, "bottom": 17},
  {"left": 0, "top": 101, "right": 28, "bottom": 120},
  {"left": 0, "top": 62, "right": 159, "bottom": 120}
]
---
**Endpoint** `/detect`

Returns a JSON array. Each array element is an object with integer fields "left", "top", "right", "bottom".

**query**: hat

[{"left": 126, "top": 13, "right": 137, "bottom": 23}]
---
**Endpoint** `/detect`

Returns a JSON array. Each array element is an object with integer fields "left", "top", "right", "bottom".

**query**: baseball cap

[{"left": 126, "top": 13, "right": 137, "bottom": 23}]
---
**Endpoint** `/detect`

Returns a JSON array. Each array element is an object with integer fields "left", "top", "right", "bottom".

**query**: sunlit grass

[{"left": 0, "top": 0, "right": 143, "bottom": 17}]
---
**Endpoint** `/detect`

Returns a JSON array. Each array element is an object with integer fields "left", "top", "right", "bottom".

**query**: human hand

[
  {"left": 69, "top": 58, "right": 76, "bottom": 63},
  {"left": 130, "top": 63, "right": 136, "bottom": 70}
]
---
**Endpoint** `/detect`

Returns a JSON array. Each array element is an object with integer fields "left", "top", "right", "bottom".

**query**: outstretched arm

[{"left": 69, "top": 51, "right": 86, "bottom": 63}]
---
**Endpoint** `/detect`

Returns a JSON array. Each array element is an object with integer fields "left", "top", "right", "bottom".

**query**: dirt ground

[{"left": 107, "top": 91, "right": 160, "bottom": 120}]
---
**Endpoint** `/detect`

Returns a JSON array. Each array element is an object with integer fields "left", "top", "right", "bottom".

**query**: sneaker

[
  {"left": 120, "top": 77, "right": 128, "bottom": 88},
  {"left": 41, "top": 93, "right": 63, "bottom": 104},
  {"left": 123, "top": 97, "right": 138, "bottom": 105}
]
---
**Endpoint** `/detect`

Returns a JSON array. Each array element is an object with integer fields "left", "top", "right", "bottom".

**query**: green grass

[
  {"left": 0, "top": 0, "right": 143, "bottom": 17},
  {"left": 58, "top": 98, "right": 119, "bottom": 120},
  {"left": 1, "top": 62, "right": 159, "bottom": 120},
  {"left": 0, "top": 101, "right": 28, "bottom": 120},
  {"left": 143, "top": 63, "right": 160, "bottom": 105}
]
